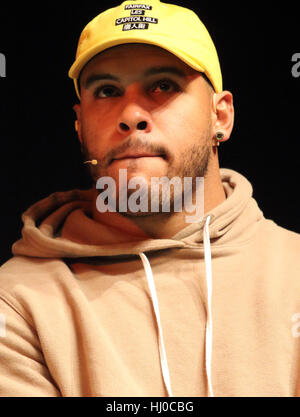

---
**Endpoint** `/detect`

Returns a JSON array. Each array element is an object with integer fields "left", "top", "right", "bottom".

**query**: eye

[
  {"left": 94, "top": 85, "right": 121, "bottom": 98},
  {"left": 150, "top": 79, "right": 181, "bottom": 94}
]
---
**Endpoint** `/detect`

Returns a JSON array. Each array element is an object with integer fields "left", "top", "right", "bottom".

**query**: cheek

[
  {"left": 81, "top": 104, "right": 116, "bottom": 146},
  {"left": 154, "top": 95, "right": 211, "bottom": 144}
]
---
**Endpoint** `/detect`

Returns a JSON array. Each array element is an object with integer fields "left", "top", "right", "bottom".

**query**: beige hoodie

[{"left": 0, "top": 168, "right": 299, "bottom": 397}]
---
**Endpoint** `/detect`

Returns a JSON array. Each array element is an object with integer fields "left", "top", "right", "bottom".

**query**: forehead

[{"left": 80, "top": 43, "right": 198, "bottom": 80}]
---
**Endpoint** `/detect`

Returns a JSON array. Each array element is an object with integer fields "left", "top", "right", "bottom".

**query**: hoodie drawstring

[
  {"left": 139, "top": 214, "right": 214, "bottom": 397},
  {"left": 139, "top": 252, "right": 173, "bottom": 397},
  {"left": 203, "top": 215, "right": 214, "bottom": 397}
]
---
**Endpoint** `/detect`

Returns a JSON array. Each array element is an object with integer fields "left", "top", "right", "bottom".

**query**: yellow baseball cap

[{"left": 68, "top": 0, "right": 223, "bottom": 99}]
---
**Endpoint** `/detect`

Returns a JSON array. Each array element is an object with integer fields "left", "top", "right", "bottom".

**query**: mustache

[{"left": 82, "top": 136, "right": 173, "bottom": 168}]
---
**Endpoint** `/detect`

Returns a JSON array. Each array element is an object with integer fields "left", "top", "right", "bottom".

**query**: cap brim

[
  {"left": 69, "top": 37, "right": 205, "bottom": 79},
  {"left": 68, "top": 37, "right": 215, "bottom": 99}
]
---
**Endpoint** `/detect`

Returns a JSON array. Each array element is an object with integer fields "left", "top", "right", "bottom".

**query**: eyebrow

[{"left": 83, "top": 66, "right": 187, "bottom": 89}]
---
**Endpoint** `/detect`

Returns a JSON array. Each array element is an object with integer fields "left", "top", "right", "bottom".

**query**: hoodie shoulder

[
  {"left": 0, "top": 256, "right": 68, "bottom": 285},
  {"left": 265, "top": 218, "right": 300, "bottom": 245},
  {"left": 0, "top": 256, "right": 74, "bottom": 320},
  {"left": 261, "top": 219, "right": 300, "bottom": 270}
]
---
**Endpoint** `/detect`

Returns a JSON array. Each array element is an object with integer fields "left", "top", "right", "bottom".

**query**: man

[{"left": 0, "top": 0, "right": 299, "bottom": 397}]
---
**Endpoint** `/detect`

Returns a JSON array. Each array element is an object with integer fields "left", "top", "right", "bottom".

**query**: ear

[
  {"left": 73, "top": 104, "right": 83, "bottom": 144},
  {"left": 212, "top": 91, "right": 234, "bottom": 143}
]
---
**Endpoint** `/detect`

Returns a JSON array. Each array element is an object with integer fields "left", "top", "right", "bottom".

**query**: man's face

[{"left": 75, "top": 44, "right": 214, "bottom": 214}]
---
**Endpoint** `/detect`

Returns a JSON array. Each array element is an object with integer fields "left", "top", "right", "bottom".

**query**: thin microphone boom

[{"left": 84, "top": 159, "right": 98, "bottom": 166}]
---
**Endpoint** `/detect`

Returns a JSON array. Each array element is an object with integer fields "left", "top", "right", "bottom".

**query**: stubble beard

[{"left": 81, "top": 131, "right": 212, "bottom": 218}]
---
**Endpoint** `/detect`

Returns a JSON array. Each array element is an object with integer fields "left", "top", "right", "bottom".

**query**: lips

[
  {"left": 114, "top": 154, "right": 162, "bottom": 161},
  {"left": 113, "top": 153, "right": 164, "bottom": 161}
]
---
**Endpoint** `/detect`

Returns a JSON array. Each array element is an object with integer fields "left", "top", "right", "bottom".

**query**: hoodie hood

[{"left": 12, "top": 168, "right": 263, "bottom": 259}]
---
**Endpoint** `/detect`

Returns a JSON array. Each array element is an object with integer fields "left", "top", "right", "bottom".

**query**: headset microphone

[{"left": 84, "top": 159, "right": 98, "bottom": 166}]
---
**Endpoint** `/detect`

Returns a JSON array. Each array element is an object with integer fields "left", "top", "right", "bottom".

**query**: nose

[
  {"left": 117, "top": 97, "right": 152, "bottom": 135},
  {"left": 118, "top": 119, "right": 150, "bottom": 133}
]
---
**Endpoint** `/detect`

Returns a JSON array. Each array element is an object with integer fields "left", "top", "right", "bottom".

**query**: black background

[{"left": 0, "top": 1, "right": 299, "bottom": 265}]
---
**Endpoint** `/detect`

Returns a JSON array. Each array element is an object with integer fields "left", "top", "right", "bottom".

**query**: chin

[{"left": 119, "top": 210, "right": 159, "bottom": 218}]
